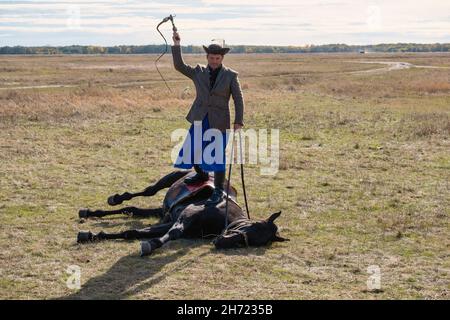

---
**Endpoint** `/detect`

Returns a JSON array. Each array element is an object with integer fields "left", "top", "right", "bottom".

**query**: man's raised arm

[{"left": 171, "top": 31, "right": 195, "bottom": 79}]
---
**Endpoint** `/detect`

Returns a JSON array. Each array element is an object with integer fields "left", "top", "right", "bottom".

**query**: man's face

[{"left": 207, "top": 53, "right": 224, "bottom": 70}]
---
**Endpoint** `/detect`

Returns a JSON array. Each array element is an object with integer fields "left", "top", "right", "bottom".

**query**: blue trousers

[{"left": 174, "top": 114, "right": 229, "bottom": 172}]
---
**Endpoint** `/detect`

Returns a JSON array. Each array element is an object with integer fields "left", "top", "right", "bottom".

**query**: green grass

[{"left": 0, "top": 53, "right": 449, "bottom": 299}]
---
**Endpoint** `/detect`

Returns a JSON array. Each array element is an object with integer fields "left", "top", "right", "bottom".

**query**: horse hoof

[
  {"left": 77, "top": 231, "right": 93, "bottom": 243},
  {"left": 78, "top": 209, "right": 90, "bottom": 219},
  {"left": 140, "top": 241, "right": 153, "bottom": 257},
  {"left": 107, "top": 194, "right": 121, "bottom": 206}
]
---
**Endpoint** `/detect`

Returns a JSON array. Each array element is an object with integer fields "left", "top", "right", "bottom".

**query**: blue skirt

[{"left": 173, "top": 114, "right": 229, "bottom": 172}]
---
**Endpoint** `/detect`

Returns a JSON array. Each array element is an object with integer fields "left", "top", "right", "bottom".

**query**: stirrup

[
  {"left": 184, "top": 173, "right": 209, "bottom": 185},
  {"left": 206, "top": 188, "right": 225, "bottom": 206}
]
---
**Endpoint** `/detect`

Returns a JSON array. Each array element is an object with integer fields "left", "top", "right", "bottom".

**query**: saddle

[{"left": 162, "top": 171, "right": 238, "bottom": 213}]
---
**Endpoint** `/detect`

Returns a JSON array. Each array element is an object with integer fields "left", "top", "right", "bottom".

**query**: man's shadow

[{"left": 59, "top": 239, "right": 208, "bottom": 300}]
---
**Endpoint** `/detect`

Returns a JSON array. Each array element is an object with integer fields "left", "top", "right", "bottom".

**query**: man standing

[{"left": 171, "top": 31, "right": 244, "bottom": 206}]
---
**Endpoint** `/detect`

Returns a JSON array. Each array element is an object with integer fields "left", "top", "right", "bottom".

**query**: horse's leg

[
  {"left": 140, "top": 220, "right": 185, "bottom": 256},
  {"left": 78, "top": 207, "right": 163, "bottom": 219},
  {"left": 77, "top": 222, "right": 173, "bottom": 243},
  {"left": 108, "top": 170, "right": 191, "bottom": 206}
]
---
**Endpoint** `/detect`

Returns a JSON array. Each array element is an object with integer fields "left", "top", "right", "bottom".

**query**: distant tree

[{"left": 1, "top": 43, "right": 448, "bottom": 55}]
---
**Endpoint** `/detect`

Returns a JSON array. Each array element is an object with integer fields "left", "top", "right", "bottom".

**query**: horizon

[
  {"left": 1, "top": 42, "right": 450, "bottom": 48},
  {"left": 0, "top": 1, "right": 449, "bottom": 47}
]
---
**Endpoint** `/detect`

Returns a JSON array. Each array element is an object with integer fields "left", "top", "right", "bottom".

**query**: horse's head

[{"left": 213, "top": 211, "right": 289, "bottom": 249}]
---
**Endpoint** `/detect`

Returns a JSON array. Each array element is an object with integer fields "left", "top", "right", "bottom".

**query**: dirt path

[
  {"left": 1, "top": 60, "right": 449, "bottom": 91},
  {"left": 349, "top": 61, "right": 414, "bottom": 74},
  {"left": 348, "top": 60, "right": 450, "bottom": 74}
]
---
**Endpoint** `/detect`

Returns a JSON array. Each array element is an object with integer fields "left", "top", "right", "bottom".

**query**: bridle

[
  {"left": 228, "top": 229, "right": 249, "bottom": 247},
  {"left": 155, "top": 14, "right": 177, "bottom": 93},
  {"left": 221, "top": 218, "right": 252, "bottom": 247}
]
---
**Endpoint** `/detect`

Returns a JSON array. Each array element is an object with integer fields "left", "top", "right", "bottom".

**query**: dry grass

[{"left": 0, "top": 52, "right": 449, "bottom": 299}]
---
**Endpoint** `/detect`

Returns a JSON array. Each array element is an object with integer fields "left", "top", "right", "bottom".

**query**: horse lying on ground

[{"left": 77, "top": 170, "right": 289, "bottom": 256}]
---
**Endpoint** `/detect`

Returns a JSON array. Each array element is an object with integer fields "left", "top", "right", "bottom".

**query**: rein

[{"left": 224, "top": 130, "right": 251, "bottom": 228}]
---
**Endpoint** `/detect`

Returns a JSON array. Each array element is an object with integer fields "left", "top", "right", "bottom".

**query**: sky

[{"left": 0, "top": 0, "right": 449, "bottom": 46}]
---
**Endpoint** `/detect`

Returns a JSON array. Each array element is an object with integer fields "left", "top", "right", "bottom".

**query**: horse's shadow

[
  {"left": 209, "top": 245, "right": 270, "bottom": 257},
  {"left": 59, "top": 240, "right": 208, "bottom": 300},
  {"left": 59, "top": 243, "right": 271, "bottom": 300}
]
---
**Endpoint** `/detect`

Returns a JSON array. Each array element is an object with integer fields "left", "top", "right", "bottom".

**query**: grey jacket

[{"left": 171, "top": 45, "right": 244, "bottom": 132}]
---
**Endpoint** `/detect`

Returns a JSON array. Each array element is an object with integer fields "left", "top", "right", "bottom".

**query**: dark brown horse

[{"left": 77, "top": 170, "right": 288, "bottom": 256}]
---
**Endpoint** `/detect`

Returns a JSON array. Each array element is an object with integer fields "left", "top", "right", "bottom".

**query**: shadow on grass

[
  {"left": 78, "top": 213, "right": 161, "bottom": 230},
  {"left": 89, "top": 219, "right": 151, "bottom": 230},
  {"left": 59, "top": 240, "right": 208, "bottom": 300},
  {"left": 59, "top": 241, "right": 273, "bottom": 300},
  {"left": 210, "top": 245, "right": 270, "bottom": 257}
]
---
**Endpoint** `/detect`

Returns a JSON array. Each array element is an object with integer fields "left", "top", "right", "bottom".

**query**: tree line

[{"left": 0, "top": 43, "right": 448, "bottom": 55}]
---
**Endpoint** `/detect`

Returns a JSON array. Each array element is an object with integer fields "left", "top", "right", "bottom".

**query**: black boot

[
  {"left": 184, "top": 165, "right": 209, "bottom": 185},
  {"left": 206, "top": 171, "right": 226, "bottom": 206}
]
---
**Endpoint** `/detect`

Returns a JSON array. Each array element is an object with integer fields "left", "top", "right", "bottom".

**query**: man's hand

[
  {"left": 173, "top": 31, "right": 181, "bottom": 46},
  {"left": 234, "top": 123, "right": 244, "bottom": 131}
]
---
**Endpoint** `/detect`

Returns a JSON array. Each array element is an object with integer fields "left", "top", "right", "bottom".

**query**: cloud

[{"left": 0, "top": 0, "right": 449, "bottom": 46}]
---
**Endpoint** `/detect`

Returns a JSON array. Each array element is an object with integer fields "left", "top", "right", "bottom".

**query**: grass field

[{"left": 0, "top": 52, "right": 449, "bottom": 299}]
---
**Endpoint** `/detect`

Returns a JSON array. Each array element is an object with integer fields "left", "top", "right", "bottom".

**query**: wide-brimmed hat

[{"left": 203, "top": 43, "right": 230, "bottom": 55}]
